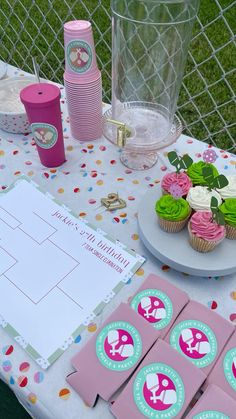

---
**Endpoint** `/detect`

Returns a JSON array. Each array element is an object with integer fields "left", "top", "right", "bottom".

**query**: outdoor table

[{"left": 0, "top": 64, "right": 235, "bottom": 419}]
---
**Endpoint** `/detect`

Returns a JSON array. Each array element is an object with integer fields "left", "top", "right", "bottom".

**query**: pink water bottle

[{"left": 20, "top": 83, "right": 65, "bottom": 167}]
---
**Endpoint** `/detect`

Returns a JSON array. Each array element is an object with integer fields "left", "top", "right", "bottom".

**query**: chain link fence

[{"left": 0, "top": 0, "right": 235, "bottom": 152}]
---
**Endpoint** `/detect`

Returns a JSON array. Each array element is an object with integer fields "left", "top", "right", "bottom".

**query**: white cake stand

[{"left": 138, "top": 187, "right": 236, "bottom": 277}]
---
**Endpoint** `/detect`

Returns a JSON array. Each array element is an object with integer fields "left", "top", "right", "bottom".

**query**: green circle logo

[
  {"left": 133, "top": 362, "right": 185, "bottom": 418},
  {"left": 193, "top": 411, "right": 229, "bottom": 419},
  {"left": 32, "top": 123, "right": 58, "bottom": 149},
  {"left": 67, "top": 40, "right": 92, "bottom": 73},
  {"left": 170, "top": 320, "right": 218, "bottom": 368},
  {"left": 131, "top": 289, "right": 173, "bottom": 330},
  {"left": 96, "top": 321, "right": 142, "bottom": 371},
  {"left": 223, "top": 347, "right": 236, "bottom": 391}
]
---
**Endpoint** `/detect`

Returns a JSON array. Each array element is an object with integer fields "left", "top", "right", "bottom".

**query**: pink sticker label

[
  {"left": 104, "top": 328, "right": 134, "bottom": 362},
  {"left": 138, "top": 296, "right": 165, "bottom": 324},
  {"left": 143, "top": 373, "right": 176, "bottom": 411},
  {"left": 179, "top": 327, "right": 210, "bottom": 360}
]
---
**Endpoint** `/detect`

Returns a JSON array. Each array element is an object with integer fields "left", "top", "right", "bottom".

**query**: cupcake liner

[
  {"left": 158, "top": 212, "right": 190, "bottom": 233},
  {"left": 188, "top": 223, "right": 225, "bottom": 252},
  {"left": 225, "top": 223, "right": 236, "bottom": 240}
]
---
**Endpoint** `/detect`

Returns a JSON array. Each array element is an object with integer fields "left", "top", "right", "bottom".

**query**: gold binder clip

[{"left": 101, "top": 192, "right": 126, "bottom": 211}]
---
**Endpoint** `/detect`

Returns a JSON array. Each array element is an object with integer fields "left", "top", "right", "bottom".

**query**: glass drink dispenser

[{"left": 103, "top": 0, "right": 200, "bottom": 170}]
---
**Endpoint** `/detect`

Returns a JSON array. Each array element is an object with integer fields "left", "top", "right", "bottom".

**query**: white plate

[{"left": 138, "top": 187, "right": 236, "bottom": 277}]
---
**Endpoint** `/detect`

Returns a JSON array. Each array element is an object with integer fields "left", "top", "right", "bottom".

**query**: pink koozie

[
  {"left": 204, "top": 329, "right": 236, "bottom": 401},
  {"left": 20, "top": 83, "right": 65, "bottom": 167},
  {"left": 130, "top": 273, "right": 189, "bottom": 338},
  {"left": 185, "top": 384, "right": 236, "bottom": 418},
  {"left": 66, "top": 303, "right": 160, "bottom": 407},
  {"left": 165, "top": 300, "right": 234, "bottom": 376},
  {"left": 111, "top": 339, "right": 206, "bottom": 419}
]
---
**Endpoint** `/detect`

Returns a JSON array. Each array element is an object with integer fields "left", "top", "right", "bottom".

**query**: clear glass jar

[{"left": 104, "top": 0, "right": 200, "bottom": 170}]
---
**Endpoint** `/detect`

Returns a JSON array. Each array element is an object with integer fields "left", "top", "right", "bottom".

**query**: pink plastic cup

[
  {"left": 64, "top": 20, "right": 98, "bottom": 78},
  {"left": 20, "top": 83, "right": 65, "bottom": 167}
]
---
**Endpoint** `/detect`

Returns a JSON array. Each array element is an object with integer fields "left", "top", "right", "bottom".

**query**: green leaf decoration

[
  {"left": 210, "top": 196, "right": 225, "bottom": 225},
  {"left": 211, "top": 196, "right": 218, "bottom": 211},
  {"left": 212, "top": 174, "right": 229, "bottom": 189},
  {"left": 181, "top": 154, "right": 193, "bottom": 170},
  {"left": 168, "top": 151, "right": 180, "bottom": 168},
  {"left": 215, "top": 211, "right": 225, "bottom": 226}
]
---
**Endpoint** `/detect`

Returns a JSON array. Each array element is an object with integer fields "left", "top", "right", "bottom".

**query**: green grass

[
  {"left": 0, "top": 0, "right": 235, "bottom": 152},
  {"left": 0, "top": 380, "right": 30, "bottom": 418}
]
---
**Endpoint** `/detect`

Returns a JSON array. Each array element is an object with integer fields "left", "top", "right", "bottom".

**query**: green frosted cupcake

[
  {"left": 220, "top": 198, "right": 236, "bottom": 239},
  {"left": 187, "top": 161, "right": 219, "bottom": 185},
  {"left": 155, "top": 194, "right": 191, "bottom": 233}
]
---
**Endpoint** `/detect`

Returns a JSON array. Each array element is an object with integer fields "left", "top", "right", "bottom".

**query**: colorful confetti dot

[
  {"left": 229, "top": 313, "right": 236, "bottom": 324},
  {"left": 59, "top": 388, "right": 71, "bottom": 400},
  {"left": 34, "top": 371, "right": 44, "bottom": 384},
  {"left": 0, "top": 150, "right": 5, "bottom": 156},
  {"left": 27, "top": 170, "right": 34, "bottom": 176},
  {"left": 87, "top": 323, "right": 97, "bottom": 333},
  {"left": 113, "top": 217, "right": 120, "bottom": 224},
  {"left": 230, "top": 291, "right": 236, "bottom": 300},
  {"left": 17, "top": 376, "right": 28, "bottom": 387},
  {"left": 28, "top": 393, "right": 37, "bottom": 404},
  {"left": 131, "top": 233, "right": 139, "bottom": 240},
  {"left": 2, "top": 345, "right": 14, "bottom": 356},
  {"left": 74, "top": 335, "right": 81, "bottom": 344},
  {"left": 79, "top": 212, "right": 86, "bottom": 217},
  {"left": 136, "top": 268, "right": 144, "bottom": 276},
  {"left": 19, "top": 362, "right": 30, "bottom": 373},
  {"left": 207, "top": 300, "right": 218, "bottom": 310},
  {"left": 87, "top": 144, "right": 94, "bottom": 150},
  {"left": 162, "top": 265, "right": 170, "bottom": 271},
  {"left": 88, "top": 199, "right": 96, "bottom": 205},
  {"left": 57, "top": 188, "right": 64, "bottom": 194},
  {"left": 120, "top": 213, "right": 127, "bottom": 218},
  {"left": 66, "top": 145, "right": 73, "bottom": 151},
  {"left": 96, "top": 180, "right": 103, "bottom": 186},
  {"left": 96, "top": 160, "right": 102, "bottom": 165},
  {"left": 2, "top": 360, "right": 12, "bottom": 372},
  {"left": 73, "top": 187, "right": 80, "bottom": 193},
  {"left": 132, "top": 180, "right": 139, "bottom": 185},
  {"left": 99, "top": 145, "right": 106, "bottom": 151},
  {"left": 128, "top": 196, "right": 135, "bottom": 201},
  {"left": 110, "top": 160, "right": 116, "bottom": 165},
  {"left": 95, "top": 214, "right": 103, "bottom": 221},
  {"left": 9, "top": 376, "right": 15, "bottom": 385}
]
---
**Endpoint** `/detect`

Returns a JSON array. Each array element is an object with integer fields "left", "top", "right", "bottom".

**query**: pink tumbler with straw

[{"left": 20, "top": 83, "right": 65, "bottom": 167}]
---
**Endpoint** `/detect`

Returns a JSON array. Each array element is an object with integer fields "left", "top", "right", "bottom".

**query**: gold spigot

[{"left": 106, "top": 118, "right": 132, "bottom": 147}]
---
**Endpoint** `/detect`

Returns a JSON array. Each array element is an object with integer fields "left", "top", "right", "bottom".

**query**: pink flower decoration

[
  {"left": 203, "top": 149, "right": 218, "bottom": 163},
  {"left": 169, "top": 182, "right": 184, "bottom": 199}
]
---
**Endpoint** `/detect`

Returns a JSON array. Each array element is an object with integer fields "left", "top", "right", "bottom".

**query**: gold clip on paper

[{"left": 100, "top": 193, "right": 126, "bottom": 211}]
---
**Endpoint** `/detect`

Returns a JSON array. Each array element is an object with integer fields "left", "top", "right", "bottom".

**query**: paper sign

[{"left": 0, "top": 178, "right": 145, "bottom": 368}]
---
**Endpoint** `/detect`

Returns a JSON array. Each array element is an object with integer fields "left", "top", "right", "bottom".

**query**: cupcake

[
  {"left": 188, "top": 211, "right": 226, "bottom": 252},
  {"left": 186, "top": 186, "right": 222, "bottom": 211},
  {"left": 155, "top": 194, "right": 191, "bottom": 233},
  {"left": 217, "top": 175, "right": 236, "bottom": 200},
  {"left": 219, "top": 198, "right": 236, "bottom": 239},
  {"left": 187, "top": 161, "right": 219, "bottom": 186},
  {"left": 161, "top": 172, "right": 192, "bottom": 196}
]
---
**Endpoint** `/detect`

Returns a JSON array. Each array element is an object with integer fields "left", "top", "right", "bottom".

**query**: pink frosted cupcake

[
  {"left": 188, "top": 211, "right": 226, "bottom": 252},
  {"left": 161, "top": 172, "right": 192, "bottom": 196}
]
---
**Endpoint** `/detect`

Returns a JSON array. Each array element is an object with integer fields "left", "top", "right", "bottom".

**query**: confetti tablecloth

[{"left": 0, "top": 65, "right": 236, "bottom": 419}]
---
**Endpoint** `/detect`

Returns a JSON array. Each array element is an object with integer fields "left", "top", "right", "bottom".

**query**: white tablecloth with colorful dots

[{"left": 0, "top": 64, "right": 235, "bottom": 419}]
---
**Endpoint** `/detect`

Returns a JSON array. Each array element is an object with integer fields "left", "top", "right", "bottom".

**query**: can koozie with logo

[
  {"left": 165, "top": 301, "right": 234, "bottom": 376},
  {"left": 185, "top": 384, "right": 236, "bottom": 419},
  {"left": 130, "top": 274, "right": 189, "bottom": 337},
  {"left": 111, "top": 339, "right": 205, "bottom": 419},
  {"left": 203, "top": 329, "right": 236, "bottom": 401},
  {"left": 66, "top": 303, "right": 160, "bottom": 407}
]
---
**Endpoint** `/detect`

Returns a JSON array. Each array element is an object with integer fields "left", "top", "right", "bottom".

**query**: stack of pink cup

[{"left": 64, "top": 20, "right": 103, "bottom": 141}]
